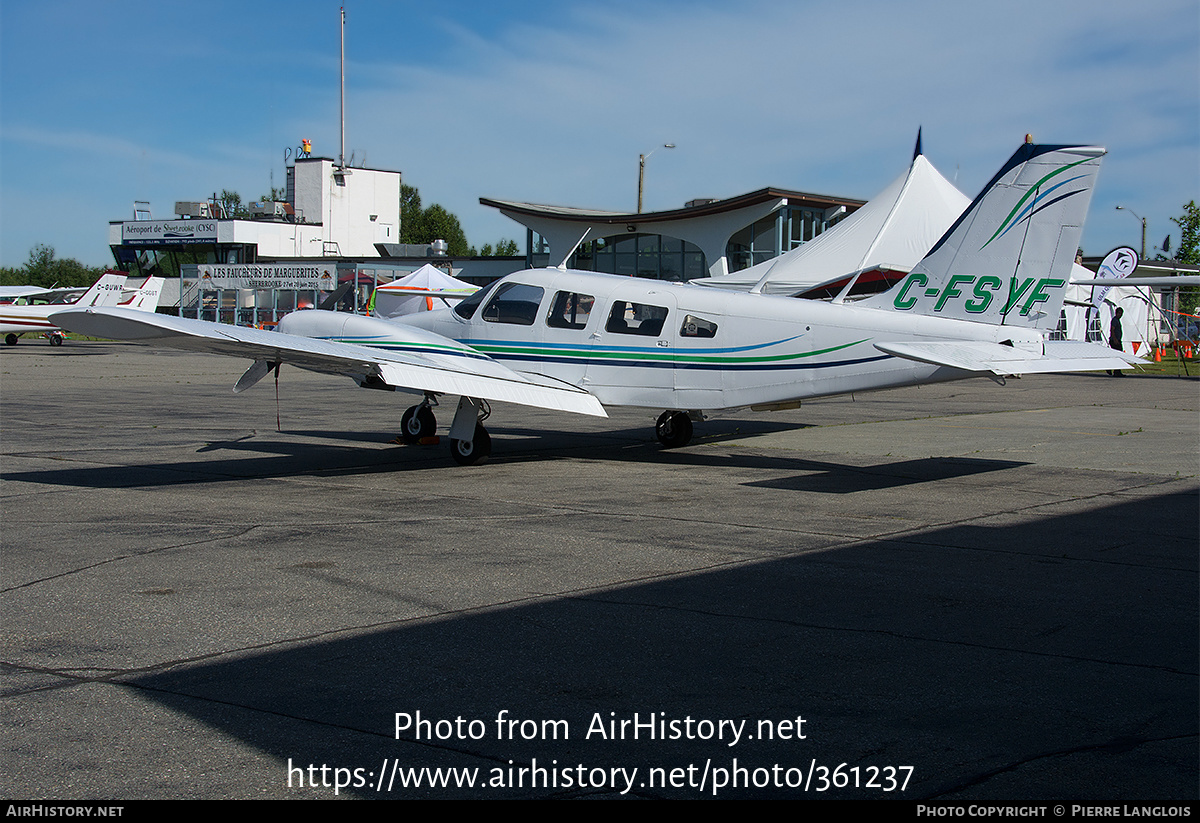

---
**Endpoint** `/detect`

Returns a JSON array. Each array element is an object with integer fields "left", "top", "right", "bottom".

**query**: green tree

[
  {"left": 1170, "top": 201, "right": 1199, "bottom": 264},
  {"left": 399, "top": 184, "right": 473, "bottom": 256},
  {"left": 399, "top": 184, "right": 425, "bottom": 244},
  {"left": 421, "top": 204, "right": 472, "bottom": 257},
  {"left": 1169, "top": 202, "right": 1199, "bottom": 315},
  {"left": 1, "top": 245, "right": 103, "bottom": 289},
  {"left": 478, "top": 239, "right": 520, "bottom": 257},
  {"left": 24, "top": 244, "right": 58, "bottom": 283},
  {"left": 218, "top": 189, "right": 247, "bottom": 218}
]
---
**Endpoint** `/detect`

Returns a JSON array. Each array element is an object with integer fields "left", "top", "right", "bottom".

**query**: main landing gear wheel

[
  {"left": 655, "top": 411, "right": 693, "bottom": 449},
  {"left": 400, "top": 404, "right": 436, "bottom": 444},
  {"left": 48, "top": 333, "right": 63, "bottom": 347},
  {"left": 450, "top": 423, "right": 491, "bottom": 466},
  {"left": 4, "top": 334, "right": 17, "bottom": 346}
]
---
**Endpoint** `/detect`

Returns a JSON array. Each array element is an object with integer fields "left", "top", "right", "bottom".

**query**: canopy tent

[
  {"left": 370, "top": 264, "right": 478, "bottom": 319},
  {"left": 1058, "top": 276, "right": 1155, "bottom": 355},
  {"left": 692, "top": 153, "right": 970, "bottom": 296}
]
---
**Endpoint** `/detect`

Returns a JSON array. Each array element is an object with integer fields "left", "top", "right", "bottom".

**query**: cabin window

[
  {"left": 546, "top": 291, "right": 595, "bottom": 330},
  {"left": 606, "top": 301, "right": 668, "bottom": 336},
  {"left": 680, "top": 314, "right": 718, "bottom": 338},
  {"left": 454, "top": 280, "right": 500, "bottom": 320},
  {"left": 482, "top": 282, "right": 544, "bottom": 325}
]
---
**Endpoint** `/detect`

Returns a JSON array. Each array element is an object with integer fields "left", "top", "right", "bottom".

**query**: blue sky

[{"left": 1, "top": 0, "right": 1197, "bottom": 268}]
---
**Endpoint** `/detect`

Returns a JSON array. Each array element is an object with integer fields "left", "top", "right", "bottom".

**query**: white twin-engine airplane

[{"left": 55, "top": 143, "right": 1138, "bottom": 464}]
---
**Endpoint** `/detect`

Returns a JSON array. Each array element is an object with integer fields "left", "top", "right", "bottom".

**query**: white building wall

[
  {"left": 292, "top": 158, "right": 400, "bottom": 258},
  {"left": 112, "top": 160, "right": 400, "bottom": 262}
]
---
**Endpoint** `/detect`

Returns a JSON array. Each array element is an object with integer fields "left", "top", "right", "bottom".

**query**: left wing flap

[
  {"left": 53, "top": 307, "right": 607, "bottom": 418},
  {"left": 875, "top": 339, "right": 1141, "bottom": 375}
]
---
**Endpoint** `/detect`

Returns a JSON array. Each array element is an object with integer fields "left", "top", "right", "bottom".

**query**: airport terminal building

[
  {"left": 109, "top": 153, "right": 863, "bottom": 324},
  {"left": 483, "top": 187, "right": 864, "bottom": 281}
]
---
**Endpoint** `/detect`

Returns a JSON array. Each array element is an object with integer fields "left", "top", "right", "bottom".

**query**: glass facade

[
  {"left": 569, "top": 235, "right": 707, "bottom": 281},
  {"left": 726, "top": 205, "right": 842, "bottom": 272},
  {"left": 555, "top": 202, "right": 848, "bottom": 281}
]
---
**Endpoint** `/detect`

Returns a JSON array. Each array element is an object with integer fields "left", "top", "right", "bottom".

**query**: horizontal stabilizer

[
  {"left": 1071, "top": 276, "right": 1200, "bottom": 286},
  {"left": 875, "top": 339, "right": 1141, "bottom": 376}
]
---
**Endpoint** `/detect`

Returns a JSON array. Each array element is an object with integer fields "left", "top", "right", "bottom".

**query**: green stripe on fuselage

[{"left": 469, "top": 338, "right": 867, "bottom": 365}]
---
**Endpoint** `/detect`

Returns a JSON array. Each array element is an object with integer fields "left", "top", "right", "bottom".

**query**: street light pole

[
  {"left": 637, "top": 143, "right": 675, "bottom": 213},
  {"left": 1115, "top": 205, "right": 1147, "bottom": 259}
]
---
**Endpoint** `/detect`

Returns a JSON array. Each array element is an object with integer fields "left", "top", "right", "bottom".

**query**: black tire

[
  {"left": 48, "top": 333, "right": 63, "bottom": 347},
  {"left": 450, "top": 424, "right": 491, "bottom": 465},
  {"left": 4, "top": 334, "right": 17, "bottom": 346},
  {"left": 655, "top": 410, "right": 693, "bottom": 448},
  {"left": 400, "top": 405, "right": 436, "bottom": 443}
]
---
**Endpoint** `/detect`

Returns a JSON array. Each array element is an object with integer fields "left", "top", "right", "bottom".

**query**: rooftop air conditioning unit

[
  {"left": 250, "top": 201, "right": 289, "bottom": 219},
  {"left": 174, "top": 201, "right": 210, "bottom": 218}
]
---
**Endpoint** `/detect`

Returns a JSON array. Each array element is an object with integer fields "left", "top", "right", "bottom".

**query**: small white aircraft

[
  {"left": 117, "top": 276, "right": 166, "bottom": 313},
  {"left": 1, "top": 273, "right": 133, "bottom": 346},
  {"left": 55, "top": 143, "right": 1137, "bottom": 464}
]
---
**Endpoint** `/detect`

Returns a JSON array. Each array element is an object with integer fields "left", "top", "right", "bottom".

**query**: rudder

[{"left": 865, "top": 143, "right": 1104, "bottom": 330}]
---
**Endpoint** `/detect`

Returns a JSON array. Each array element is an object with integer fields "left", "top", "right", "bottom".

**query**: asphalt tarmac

[{"left": 1, "top": 342, "right": 1196, "bottom": 799}]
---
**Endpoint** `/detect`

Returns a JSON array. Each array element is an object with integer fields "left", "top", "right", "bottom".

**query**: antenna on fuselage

[{"left": 557, "top": 228, "right": 592, "bottom": 270}]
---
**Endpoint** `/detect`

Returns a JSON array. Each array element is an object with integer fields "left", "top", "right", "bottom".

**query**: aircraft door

[
  {"left": 541, "top": 286, "right": 598, "bottom": 386},
  {"left": 472, "top": 280, "right": 546, "bottom": 369},
  {"left": 672, "top": 309, "right": 725, "bottom": 409},
  {"left": 583, "top": 291, "right": 676, "bottom": 408}
]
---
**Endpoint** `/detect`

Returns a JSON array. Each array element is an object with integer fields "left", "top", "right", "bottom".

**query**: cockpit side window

[
  {"left": 453, "top": 280, "right": 500, "bottom": 320},
  {"left": 546, "top": 291, "right": 595, "bottom": 330},
  {"left": 606, "top": 301, "right": 668, "bottom": 336},
  {"left": 680, "top": 314, "right": 718, "bottom": 338},
  {"left": 482, "top": 282, "right": 545, "bottom": 325}
]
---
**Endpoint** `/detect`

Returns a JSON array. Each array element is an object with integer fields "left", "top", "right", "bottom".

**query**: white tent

[
  {"left": 1057, "top": 276, "right": 1154, "bottom": 356},
  {"left": 371, "top": 264, "right": 478, "bottom": 319},
  {"left": 693, "top": 153, "right": 970, "bottom": 295}
]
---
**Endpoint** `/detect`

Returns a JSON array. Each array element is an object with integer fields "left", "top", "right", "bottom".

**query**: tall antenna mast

[{"left": 339, "top": 6, "right": 346, "bottom": 168}]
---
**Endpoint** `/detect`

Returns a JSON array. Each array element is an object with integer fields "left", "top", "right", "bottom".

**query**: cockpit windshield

[{"left": 453, "top": 280, "right": 501, "bottom": 320}]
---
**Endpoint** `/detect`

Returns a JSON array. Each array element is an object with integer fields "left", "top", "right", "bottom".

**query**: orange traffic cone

[{"left": 1155, "top": 346, "right": 1162, "bottom": 363}]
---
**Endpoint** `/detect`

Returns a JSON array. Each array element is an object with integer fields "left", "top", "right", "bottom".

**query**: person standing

[{"left": 1108, "top": 307, "right": 1125, "bottom": 377}]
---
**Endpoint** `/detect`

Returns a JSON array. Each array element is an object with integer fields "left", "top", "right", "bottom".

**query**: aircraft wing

[
  {"left": 375, "top": 286, "right": 479, "bottom": 297},
  {"left": 52, "top": 307, "right": 607, "bottom": 418},
  {"left": 874, "top": 340, "right": 1142, "bottom": 376}
]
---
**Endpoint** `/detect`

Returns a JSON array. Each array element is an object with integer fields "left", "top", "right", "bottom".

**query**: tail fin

[
  {"left": 120, "top": 277, "right": 164, "bottom": 312},
  {"left": 76, "top": 273, "right": 128, "bottom": 308},
  {"left": 865, "top": 143, "right": 1104, "bottom": 330}
]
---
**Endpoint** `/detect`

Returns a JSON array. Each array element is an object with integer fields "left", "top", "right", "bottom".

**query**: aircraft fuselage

[{"left": 304, "top": 268, "right": 1043, "bottom": 413}]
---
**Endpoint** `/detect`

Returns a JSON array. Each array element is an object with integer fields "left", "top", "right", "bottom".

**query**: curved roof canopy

[{"left": 481, "top": 188, "right": 864, "bottom": 277}]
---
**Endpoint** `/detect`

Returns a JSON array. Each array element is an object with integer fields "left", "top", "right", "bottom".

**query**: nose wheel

[
  {"left": 655, "top": 411, "right": 693, "bottom": 448},
  {"left": 400, "top": 404, "right": 437, "bottom": 444}
]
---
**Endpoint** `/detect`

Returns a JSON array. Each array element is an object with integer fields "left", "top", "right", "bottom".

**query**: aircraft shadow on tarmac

[
  {"left": 112, "top": 490, "right": 1197, "bottom": 799},
  {"left": 2, "top": 425, "right": 1025, "bottom": 493},
  {"left": 739, "top": 457, "right": 1029, "bottom": 493},
  {"left": 0, "top": 345, "right": 115, "bottom": 357}
]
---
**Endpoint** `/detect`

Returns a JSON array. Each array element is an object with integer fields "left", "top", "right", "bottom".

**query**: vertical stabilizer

[
  {"left": 78, "top": 273, "right": 129, "bottom": 308},
  {"left": 866, "top": 144, "right": 1104, "bottom": 330},
  {"left": 121, "top": 277, "right": 164, "bottom": 312}
]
